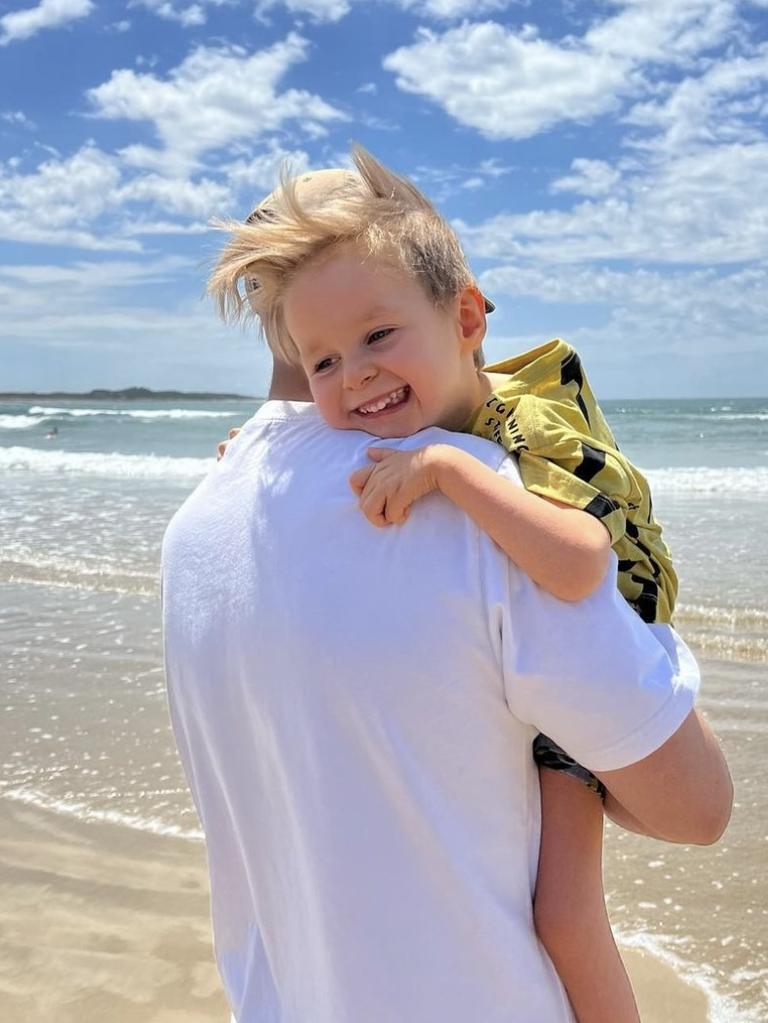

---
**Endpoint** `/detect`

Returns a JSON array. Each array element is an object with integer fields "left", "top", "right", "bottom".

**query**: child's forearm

[{"left": 431, "top": 445, "right": 611, "bottom": 601}]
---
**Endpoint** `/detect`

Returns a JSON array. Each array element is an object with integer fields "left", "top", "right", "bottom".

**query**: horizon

[
  {"left": 2, "top": 387, "right": 767, "bottom": 403},
  {"left": 1, "top": 1, "right": 767, "bottom": 399}
]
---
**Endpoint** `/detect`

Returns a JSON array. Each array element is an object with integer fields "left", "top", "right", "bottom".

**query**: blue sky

[{"left": 1, "top": 0, "right": 767, "bottom": 397}]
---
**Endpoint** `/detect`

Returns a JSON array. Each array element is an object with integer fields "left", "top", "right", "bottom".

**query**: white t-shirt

[{"left": 162, "top": 401, "right": 698, "bottom": 1023}]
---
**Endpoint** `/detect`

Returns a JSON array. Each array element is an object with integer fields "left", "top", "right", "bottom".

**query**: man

[{"left": 162, "top": 361, "right": 731, "bottom": 1023}]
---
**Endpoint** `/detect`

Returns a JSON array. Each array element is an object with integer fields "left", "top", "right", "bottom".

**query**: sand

[{"left": 0, "top": 798, "right": 709, "bottom": 1023}]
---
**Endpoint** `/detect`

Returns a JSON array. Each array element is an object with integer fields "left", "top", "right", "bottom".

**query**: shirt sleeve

[
  {"left": 503, "top": 393, "right": 632, "bottom": 546},
  {"left": 482, "top": 458, "right": 699, "bottom": 772}
]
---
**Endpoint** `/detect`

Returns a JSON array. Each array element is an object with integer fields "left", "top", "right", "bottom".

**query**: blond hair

[{"left": 207, "top": 144, "right": 482, "bottom": 364}]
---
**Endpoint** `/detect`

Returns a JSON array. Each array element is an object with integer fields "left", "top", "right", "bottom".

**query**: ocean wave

[
  {"left": 0, "top": 557, "right": 159, "bottom": 596},
  {"left": 675, "top": 603, "right": 768, "bottom": 663},
  {"left": 27, "top": 405, "right": 241, "bottom": 419},
  {"left": 0, "top": 446, "right": 212, "bottom": 479},
  {"left": 676, "top": 603, "right": 768, "bottom": 629},
  {"left": 3, "top": 445, "right": 767, "bottom": 495},
  {"left": 1, "top": 787, "right": 204, "bottom": 843},
  {"left": 0, "top": 414, "right": 47, "bottom": 429},
  {"left": 616, "top": 927, "right": 763, "bottom": 1023},
  {"left": 714, "top": 412, "right": 768, "bottom": 421},
  {"left": 643, "top": 466, "right": 768, "bottom": 495}
]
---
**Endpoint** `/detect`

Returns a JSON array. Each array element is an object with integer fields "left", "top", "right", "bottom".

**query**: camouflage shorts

[{"left": 532, "top": 733, "right": 606, "bottom": 798}]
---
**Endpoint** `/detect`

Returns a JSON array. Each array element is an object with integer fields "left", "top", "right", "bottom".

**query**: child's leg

[{"left": 534, "top": 768, "right": 640, "bottom": 1023}]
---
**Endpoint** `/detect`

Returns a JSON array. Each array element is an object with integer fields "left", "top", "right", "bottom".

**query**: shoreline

[{"left": 0, "top": 797, "right": 709, "bottom": 1023}]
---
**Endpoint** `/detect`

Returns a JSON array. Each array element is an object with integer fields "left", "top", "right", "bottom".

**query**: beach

[
  {"left": 0, "top": 793, "right": 713, "bottom": 1023},
  {"left": 2, "top": 395, "right": 767, "bottom": 1021}
]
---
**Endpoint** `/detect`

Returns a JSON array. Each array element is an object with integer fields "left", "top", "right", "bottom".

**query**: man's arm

[
  {"left": 596, "top": 708, "right": 732, "bottom": 845},
  {"left": 269, "top": 356, "right": 312, "bottom": 401}
]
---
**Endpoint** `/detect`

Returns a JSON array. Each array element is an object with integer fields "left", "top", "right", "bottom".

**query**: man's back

[{"left": 162, "top": 401, "right": 696, "bottom": 1023}]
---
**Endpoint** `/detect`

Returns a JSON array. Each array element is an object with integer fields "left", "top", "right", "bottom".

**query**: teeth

[{"left": 357, "top": 387, "right": 407, "bottom": 414}]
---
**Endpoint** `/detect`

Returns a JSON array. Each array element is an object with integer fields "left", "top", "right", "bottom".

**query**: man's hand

[
  {"left": 349, "top": 445, "right": 449, "bottom": 527},
  {"left": 217, "top": 427, "right": 242, "bottom": 462}
]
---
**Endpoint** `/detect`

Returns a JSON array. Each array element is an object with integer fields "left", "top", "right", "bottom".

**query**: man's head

[{"left": 207, "top": 145, "right": 493, "bottom": 381}]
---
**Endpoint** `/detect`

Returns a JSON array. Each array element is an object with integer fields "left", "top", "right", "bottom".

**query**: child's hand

[
  {"left": 348, "top": 446, "right": 445, "bottom": 527},
  {"left": 217, "top": 427, "right": 242, "bottom": 462}
]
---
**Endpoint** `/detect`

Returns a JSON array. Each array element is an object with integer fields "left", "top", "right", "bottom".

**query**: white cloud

[
  {"left": 254, "top": 0, "right": 351, "bottom": 23},
  {"left": 0, "top": 0, "right": 93, "bottom": 46},
  {"left": 0, "top": 257, "right": 273, "bottom": 393},
  {"left": 383, "top": 1, "right": 741, "bottom": 140},
  {"left": 384, "top": 22, "right": 633, "bottom": 140},
  {"left": 253, "top": 0, "right": 523, "bottom": 24},
  {"left": 87, "top": 36, "right": 347, "bottom": 168},
  {"left": 551, "top": 158, "right": 622, "bottom": 197},
  {"left": 0, "top": 142, "right": 232, "bottom": 248},
  {"left": 625, "top": 44, "right": 768, "bottom": 152},
  {"left": 476, "top": 261, "right": 768, "bottom": 397},
  {"left": 457, "top": 139, "right": 768, "bottom": 266},
  {"left": 0, "top": 256, "right": 203, "bottom": 343},
  {"left": 583, "top": 0, "right": 736, "bottom": 62},
  {"left": 0, "top": 144, "right": 136, "bottom": 249},
  {"left": 132, "top": 0, "right": 224, "bottom": 27},
  {"left": 399, "top": 0, "right": 513, "bottom": 18},
  {"left": 478, "top": 262, "right": 768, "bottom": 316},
  {"left": 115, "top": 173, "right": 231, "bottom": 218},
  {"left": 0, "top": 255, "right": 195, "bottom": 291},
  {"left": 224, "top": 145, "right": 311, "bottom": 199},
  {"left": 1, "top": 110, "right": 36, "bottom": 129}
]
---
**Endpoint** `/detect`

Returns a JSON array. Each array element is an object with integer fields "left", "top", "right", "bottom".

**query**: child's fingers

[
  {"left": 349, "top": 465, "right": 375, "bottom": 496},
  {"left": 217, "top": 441, "right": 228, "bottom": 462},
  {"left": 359, "top": 481, "right": 391, "bottom": 527},
  {"left": 361, "top": 496, "right": 390, "bottom": 527},
  {"left": 367, "top": 446, "right": 396, "bottom": 462},
  {"left": 384, "top": 491, "right": 410, "bottom": 525},
  {"left": 228, "top": 427, "right": 241, "bottom": 439}
]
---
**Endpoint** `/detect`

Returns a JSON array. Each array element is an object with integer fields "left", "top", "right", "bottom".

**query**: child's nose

[{"left": 343, "top": 357, "right": 377, "bottom": 390}]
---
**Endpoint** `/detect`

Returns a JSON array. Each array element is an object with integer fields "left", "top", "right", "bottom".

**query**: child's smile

[{"left": 352, "top": 385, "right": 411, "bottom": 420}]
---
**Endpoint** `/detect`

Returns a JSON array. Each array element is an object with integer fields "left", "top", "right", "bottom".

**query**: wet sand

[{"left": 0, "top": 798, "right": 709, "bottom": 1023}]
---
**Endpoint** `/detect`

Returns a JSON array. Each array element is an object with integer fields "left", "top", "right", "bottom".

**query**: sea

[{"left": 1, "top": 395, "right": 767, "bottom": 1020}]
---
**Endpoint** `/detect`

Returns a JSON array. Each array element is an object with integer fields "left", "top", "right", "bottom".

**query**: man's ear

[{"left": 456, "top": 285, "right": 487, "bottom": 355}]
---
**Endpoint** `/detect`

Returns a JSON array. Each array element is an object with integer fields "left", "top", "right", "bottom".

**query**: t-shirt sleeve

[
  {"left": 501, "top": 393, "right": 631, "bottom": 546},
  {"left": 482, "top": 459, "right": 699, "bottom": 772}
]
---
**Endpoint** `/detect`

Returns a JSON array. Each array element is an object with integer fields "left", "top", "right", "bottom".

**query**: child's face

[{"left": 282, "top": 245, "right": 486, "bottom": 439}]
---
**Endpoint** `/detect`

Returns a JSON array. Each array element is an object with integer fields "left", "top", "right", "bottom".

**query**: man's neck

[{"left": 268, "top": 358, "right": 313, "bottom": 402}]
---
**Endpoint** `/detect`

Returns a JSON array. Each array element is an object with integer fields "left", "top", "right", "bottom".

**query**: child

[{"left": 209, "top": 146, "right": 680, "bottom": 1023}]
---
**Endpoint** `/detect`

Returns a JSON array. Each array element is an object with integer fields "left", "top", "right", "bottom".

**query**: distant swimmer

[{"left": 45, "top": 425, "right": 59, "bottom": 439}]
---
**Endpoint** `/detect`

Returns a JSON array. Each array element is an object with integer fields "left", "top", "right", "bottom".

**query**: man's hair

[{"left": 207, "top": 144, "right": 484, "bottom": 366}]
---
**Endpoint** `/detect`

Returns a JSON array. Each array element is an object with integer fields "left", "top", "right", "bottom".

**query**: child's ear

[{"left": 456, "top": 285, "right": 487, "bottom": 354}]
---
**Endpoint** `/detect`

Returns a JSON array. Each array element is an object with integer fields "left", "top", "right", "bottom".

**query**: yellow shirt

[{"left": 465, "top": 339, "right": 677, "bottom": 623}]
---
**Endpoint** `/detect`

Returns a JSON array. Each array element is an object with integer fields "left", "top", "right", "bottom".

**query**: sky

[{"left": 1, "top": 0, "right": 767, "bottom": 398}]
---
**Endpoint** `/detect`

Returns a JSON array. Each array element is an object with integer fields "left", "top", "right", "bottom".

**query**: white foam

[
  {"left": 27, "top": 405, "right": 241, "bottom": 419},
  {"left": 643, "top": 466, "right": 768, "bottom": 495},
  {"left": 714, "top": 412, "right": 768, "bottom": 421},
  {"left": 0, "top": 446, "right": 212, "bottom": 479},
  {"left": 616, "top": 927, "right": 763, "bottom": 1023},
  {"left": 0, "top": 414, "right": 46, "bottom": 429},
  {"left": 2, "top": 786, "right": 204, "bottom": 842}
]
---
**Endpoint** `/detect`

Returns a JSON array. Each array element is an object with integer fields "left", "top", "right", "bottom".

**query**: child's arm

[{"left": 349, "top": 444, "right": 611, "bottom": 602}]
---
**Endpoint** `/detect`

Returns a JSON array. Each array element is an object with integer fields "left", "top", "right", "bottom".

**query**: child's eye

[
  {"left": 367, "top": 328, "right": 393, "bottom": 344},
  {"left": 314, "top": 356, "right": 336, "bottom": 373}
]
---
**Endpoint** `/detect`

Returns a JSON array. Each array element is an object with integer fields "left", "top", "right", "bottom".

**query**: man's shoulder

[
  {"left": 398, "top": 426, "right": 518, "bottom": 475},
  {"left": 238, "top": 405, "right": 520, "bottom": 479}
]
